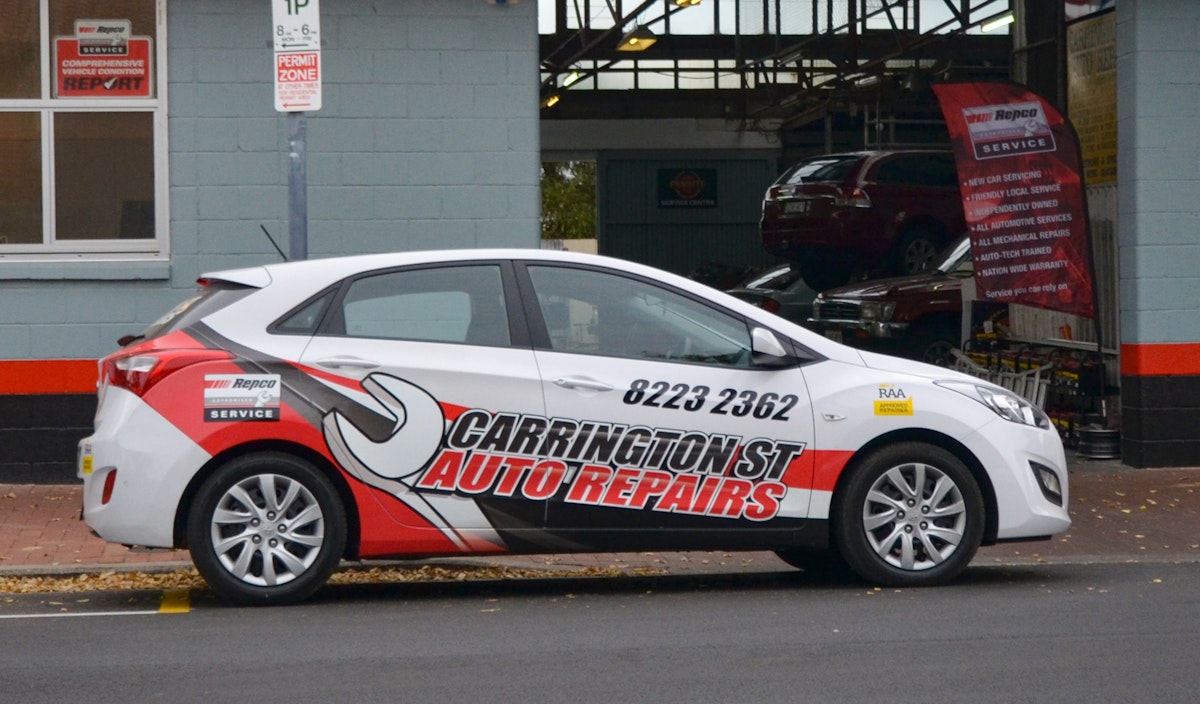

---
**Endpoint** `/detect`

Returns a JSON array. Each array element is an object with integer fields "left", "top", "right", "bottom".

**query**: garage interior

[
  {"left": 536, "top": 0, "right": 1122, "bottom": 457},
  {"left": 538, "top": 0, "right": 1063, "bottom": 158}
]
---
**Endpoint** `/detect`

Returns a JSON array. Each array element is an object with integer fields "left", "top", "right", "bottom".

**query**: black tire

[
  {"left": 903, "top": 321, "right": 959, "bottom": 367},
  {"left": 799, "top": 257, "right": 854, "bottom": 291},
  {"left": 187, "top": 452, "right": 346, "bottom": 605},
  {"left": 832, "top": 442, "right": 984, "bottom": 587},
  {"left": 894, "top": 228, "right": 940, "bottom": 276}
]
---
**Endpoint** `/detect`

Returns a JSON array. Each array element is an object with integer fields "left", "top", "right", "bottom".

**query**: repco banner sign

[{"left": 933, "top": 81, "right": 1096, "bottom": 319}]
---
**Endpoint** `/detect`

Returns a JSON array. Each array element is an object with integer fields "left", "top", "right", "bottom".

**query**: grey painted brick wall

[
  {"left": 2, "top": 0, "right": 540, "bottom": 364},
  {"left": 1116, "top": 0, "right": 1200, "bottom": 345}
]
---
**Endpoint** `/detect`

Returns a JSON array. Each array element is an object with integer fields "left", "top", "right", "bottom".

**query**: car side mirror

[{"left": 750, "top": 327, "right": 794, "bottom": 367}]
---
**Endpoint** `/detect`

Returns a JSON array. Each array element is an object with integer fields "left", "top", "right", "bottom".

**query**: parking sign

[{"left": 273, "top": 0, "right": 321, "bottom": 112}]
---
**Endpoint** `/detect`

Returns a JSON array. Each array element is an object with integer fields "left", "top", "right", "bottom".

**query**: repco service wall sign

[{"left": 54, "top": 20, "right": 153, "bottom": 98}]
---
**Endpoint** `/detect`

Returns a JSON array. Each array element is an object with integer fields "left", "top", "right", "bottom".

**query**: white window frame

[{"left": 0, "top": 0, "right": 169, "bottom": 262}]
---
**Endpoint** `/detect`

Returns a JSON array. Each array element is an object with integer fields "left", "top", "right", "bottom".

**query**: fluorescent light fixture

[
  {"left": 541, "top": 94, "right": 561, "bottom": 108},
  {"left": 562, "top": 70, "right": 582, "bottom": 87},
  {"left": 674, "top": 0, "right": 702, "bottom": 6},
  {"left": 617, "top": 25, "right": 657, "bottom": 52},
  {"left": 981, "top": 13, "right": 1015, "bottom": 32},
  {"left": 854, "top": 75, "right": 880, "bottom": 88}
]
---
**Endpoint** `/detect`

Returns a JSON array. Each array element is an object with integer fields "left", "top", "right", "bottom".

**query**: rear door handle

[
  {"left": 553, "top": 376, "right": 614, "bottom": 392},
  {"left": 316, "top": 356, "right": 381, "bottom": 370}
]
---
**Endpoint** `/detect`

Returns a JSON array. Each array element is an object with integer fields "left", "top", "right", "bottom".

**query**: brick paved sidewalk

[{"left": 3, "top": 460, "right": 1199, "bottom": 576}]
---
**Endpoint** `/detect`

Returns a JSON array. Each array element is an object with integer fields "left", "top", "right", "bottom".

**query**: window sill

[{"left": 0, "top": 258, "right": 170, "bottom": 281}]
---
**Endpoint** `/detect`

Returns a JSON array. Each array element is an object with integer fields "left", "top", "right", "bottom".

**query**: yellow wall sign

[
  {"left": 874, "top": 398, "right": 914, "bottom": 416},
  {"left": 1067, "top": 12, "right": 1116, "bottom": 185}
]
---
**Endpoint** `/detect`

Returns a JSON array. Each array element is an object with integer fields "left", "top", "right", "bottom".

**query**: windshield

[
  {"left": 741, "top": 265, "right": 802, "bottom": 291},
  {"left": 778, "top": 154, "right": 861, "bottom": 185},
  {"left": 936, "top": 235, "right": 973, "bottom": 275}
]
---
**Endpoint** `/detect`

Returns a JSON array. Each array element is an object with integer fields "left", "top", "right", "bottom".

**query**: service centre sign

[
  {"left": 54, "top": 20, "right": 153, "bottom": 98},
  {"left": 273, "top": 0, "right": 322, "bottom": 112}
]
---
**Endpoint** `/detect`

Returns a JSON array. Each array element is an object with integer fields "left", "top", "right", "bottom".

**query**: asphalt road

[{"left": 2, "top": 560, "right": 1198, "bottom": 704}]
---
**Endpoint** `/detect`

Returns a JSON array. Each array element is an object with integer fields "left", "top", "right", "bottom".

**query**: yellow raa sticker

[
  {"left": 874, "top": 384, "right": 913, "bottom": 416},
  {"left": 874, "top": 398, "right": 914, "bottom": 416}
]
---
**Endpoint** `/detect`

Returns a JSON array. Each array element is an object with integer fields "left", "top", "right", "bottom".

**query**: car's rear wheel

[
  {"left": 187, "top": 452, "right": 346, "bottom": 605},
  {"left": 833, "top": 442, "right": 984, "bottom": 587}
]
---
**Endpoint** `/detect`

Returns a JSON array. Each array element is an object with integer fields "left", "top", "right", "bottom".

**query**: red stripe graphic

[{"left": 1121, "top": 342, "right": 1200, "bottom": 376}]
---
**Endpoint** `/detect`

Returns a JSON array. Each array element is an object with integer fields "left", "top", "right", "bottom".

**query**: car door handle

[
  {"left": 553, "top": 376, "right": 614, "bottom": 392},
  {"left": 315, "top": 356, "right": 381, "bottom": 370}
]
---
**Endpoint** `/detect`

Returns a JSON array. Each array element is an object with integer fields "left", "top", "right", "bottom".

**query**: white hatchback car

[{"left": 78, "top": 249, "right": 1069, "bottom": 604}]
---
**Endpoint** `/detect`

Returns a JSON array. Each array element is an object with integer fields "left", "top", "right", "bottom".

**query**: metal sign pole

[
  {"left": 273, "top": 0, "right": 321, "bottom": 262},
  {"left": 288, "top": 111, "right": 308, "bottom": 261}
]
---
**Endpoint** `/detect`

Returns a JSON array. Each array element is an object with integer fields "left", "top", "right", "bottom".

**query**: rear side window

[
  {"left": 331, "top": 265, "right": 510, "bottom": 347},
  {"left": 127, "top": 281, "right": 256, "bottom": 345},
  {"left": 874, "top": 154, "right": 959, "bottom": 188}
]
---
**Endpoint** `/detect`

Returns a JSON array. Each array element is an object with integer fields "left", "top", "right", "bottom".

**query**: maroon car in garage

[
  {"left": 806, "top": 234, "right": 972, "bottom": 367},
  {"left": 760, "top": 150, "right": 966, "bottom": 291}
]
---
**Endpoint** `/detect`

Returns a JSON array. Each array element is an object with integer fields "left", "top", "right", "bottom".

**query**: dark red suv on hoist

[{"left": 760, "top": 150, "right": 966, "bottom": 291}]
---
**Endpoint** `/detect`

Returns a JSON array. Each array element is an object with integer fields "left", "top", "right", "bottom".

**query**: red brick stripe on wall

[
  {"left": 0, "top": 360, "right": 98, "bottom": 394},
  {"left": 1121, "top": 343, "right": 1200, "bottom": 376}
]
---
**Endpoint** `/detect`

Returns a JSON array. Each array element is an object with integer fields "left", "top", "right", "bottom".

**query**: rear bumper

[
  {"left": 78, "top": 387, "right": 210, "bottom": 548},
  {"left": 760, "top": 212, "right": 888, "bottom": 260}
]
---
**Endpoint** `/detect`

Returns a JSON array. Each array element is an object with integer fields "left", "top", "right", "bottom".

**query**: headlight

[
  {"left": 935, "top": 380, "right": 1052, "bottom": 430},
  {"left": 860, "top": 301, "right": 895, "bottom": 322}
]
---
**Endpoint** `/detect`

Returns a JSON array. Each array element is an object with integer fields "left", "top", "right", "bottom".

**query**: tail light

[
  {"left": 102, "top": 348, "right": 233, "bottom": 397},
  {"left": 834, "top": 187, "right": 872, "bottom": 208},
  {"left": 758, "top": 298, "right": 781, "bottom": 314}
]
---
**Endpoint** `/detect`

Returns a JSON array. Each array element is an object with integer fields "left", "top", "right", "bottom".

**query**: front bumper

[{"left": 960, "top": 416, "right": 1071, "bottom": 541}]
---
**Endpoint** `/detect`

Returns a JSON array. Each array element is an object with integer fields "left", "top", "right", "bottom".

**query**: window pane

[
  {"left": 0, "top": 113, "right": 43, "bottom": 245},
  {"left": 50, "top": 0, "right": 156, "bottom": 41},
  {"left": 340, "top": 266, "right": 510, "bottom": 346},
  {"left": 54, "top": 112, "right": 154, "bottom": 240},
  {"left": 528, "top": 266, "right": 752, "bottom": 367},
  {"left": 0, "top": 1, "right": 40, "bottom": 98}
]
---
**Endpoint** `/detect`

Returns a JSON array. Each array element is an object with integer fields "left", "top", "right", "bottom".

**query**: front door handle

[
  {"left": 316, "top": 356, "right": 381, "bottom": 370},
  {"left": 553, "top": 376, "right": 614, "bottom": 392}
]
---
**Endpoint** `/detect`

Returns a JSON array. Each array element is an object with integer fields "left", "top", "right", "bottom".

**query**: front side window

[
  {"left": 0, "top": 0, "right": 163, "bottom": 254},
  {"left": 527, "top": 265, "right": 753, "bottom": 367},
  {"left": 337, "top": 265, "right": 511, "bottom": 347}
]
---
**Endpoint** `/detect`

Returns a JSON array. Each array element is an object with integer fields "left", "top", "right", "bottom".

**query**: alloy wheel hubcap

[
  {"left": 210, "top": 473, "right": 325, "bottom": 586},
  {"left": 861, "top": 462, "right": 967, "bottom": 571}
]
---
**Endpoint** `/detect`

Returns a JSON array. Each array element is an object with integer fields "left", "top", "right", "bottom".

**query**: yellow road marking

[{"left": 159, "top": 588, "right": 191, "bottom": 614}]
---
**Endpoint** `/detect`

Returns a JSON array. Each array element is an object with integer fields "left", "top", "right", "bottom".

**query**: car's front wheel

[
  {"left": 187, "top": 452, "right": 347, "bottom": 605},
  {"left": 895, "top": 228, "right": 940, "bottom": 275},
  {"left": 833, "top": 442, "right": 984, "bottom": 587}
]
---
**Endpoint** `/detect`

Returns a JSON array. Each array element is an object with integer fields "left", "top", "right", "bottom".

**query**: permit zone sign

[{"left": 273, "top": 0, "right": 322, "bottom": 112}]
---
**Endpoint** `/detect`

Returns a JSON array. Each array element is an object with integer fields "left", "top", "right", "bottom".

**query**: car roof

[
  {"left": 200, "top": 247, "right": 867, "bottom": 365},
  {"left": 202, "top": 248, "right": 663, "bottom": 289}
]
